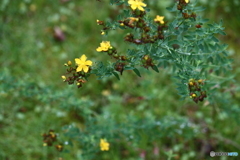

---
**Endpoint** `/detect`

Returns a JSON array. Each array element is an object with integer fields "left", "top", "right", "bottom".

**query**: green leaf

[
  {"left": 124, "top": 66, "right": 135, "bottom": 70},
  {"left": 168, "top": 39, "right": 181, "bottom": 46},
  {"left": 218, "top": 30, "right": 226, "bottom": 35},
  {"left": 145, "top": 8, "right": 150, "bottom": 12},
  {"left": 152, "top": 65, "right": 159, "bottom": 73},
  {"left": 207, "top": 24, "right": 214, "bottom": 27},
  {"left": 200, "top": 19, "right": 209, "bottom": 23},
  {"left": 113, "top": 72, "right": 120, "bottom": 80},
  {"left": 133, "top": 68, "right": 141, "bottom": 77},
  {"left": 194, "top": 6, "right": 206, "bottom": 12},
  {"left": 166, "top": 6, "right": 177, "bottom": 12},
  {"left": 211, "top": 36, "right": 219, "bottom": 42},
  {"left": 196, "top": 29, "right": 204, "bottom": 36}
]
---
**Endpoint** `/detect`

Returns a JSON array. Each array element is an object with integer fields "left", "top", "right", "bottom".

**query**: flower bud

[
  {"left": 61, "top": 75, "right": 66, "bottom": 81},
  {"left": 108, "top": 49, "right": 113, "bottom": 55},
  {"left": 67, "top": 61, "right": 72, "bottom": 66},
  {"left": 177, "top": 4, "right": 183, "bottom": 10},
  {"left": 189, "top": 79, "right": 194, "bottom": 82},
  {"left": 182, "top": 13, "right": 189, "bottom": 19},
  {"left": 199, "top": 95, "right": 204, "bottom": 102},
  {"left": 143, "top": 55, "right": 149, "bottom": 60},
  {"left": 143, "top": 27, "right": 150, "bottom": 32},
  {"left": 191, "top": 12, "right": 197, "bottom": 18},
  {"left": 195, "top": 24, "right": 201, "bottom": 28},
  {"left": 189, "top": 82, "right": 194, "bottom": 86},
  {"left": 115, "top": 63, "right": 125, "bottom": 75},
  {"left": 192, "top": 93, "right": 197, "bottom": 98},
  {"left": 113, "top": 54, "right": 119, "bottom": 58},
  {"left": 193, "top": 97, "right": 199, "bottom": 103},
  {"left": 120, "top": 56, "right": 127, "bottom": 61},
  {"left": 198, "top": 79, "right": 203, "bottom": 83},
  {"left": 158, "top": 35, "right": 164, "bottom": 39},
  {"left": 55, "top": 144, "right": 63, "bottom": 152},
  {"left": 96, "top": 19, "right": 104, "bottom": 25}
]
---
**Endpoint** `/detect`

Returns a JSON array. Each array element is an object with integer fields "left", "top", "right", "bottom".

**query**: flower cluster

[
  {"left": 62, "top": 54, "right": 92, "bottom": 88},
  {"left": 119, "top": 13, "right": 167, "bottom": 45},
  {"left": 188, "top": 79, "right": 207, "bottom": 103},
  {"left": 42, "top": 129, "right": 57, "bottom": 146},
  {"left": 95, "top": 40, "right": 128, "bottom": 74},
  {"left": 55, "top": 144, "right": 64, "bottom": 152},
  {"left": 115, "top": 62, "right": 125, "bottom": 75},
  {"left": 62, "top": 0, "right": 209, "bottom": 94},
  {"left": 96, "top": 41, "right": 126, "bottom": 61},
  {"left": 141, "top": 55, "right": 155, "bottom": 69},
  {"left": 42, "top": 130, "right": 63, "bottom": 152},
  {"left": 96, "top": 19, "right": 110, "bottom": 35},
  {"left": 177, "top": 0, "right": 190, "bottom": 11},
  {"left": 176, "top": 0, "right": 197, "bottom": 20},
  {"left": 100, "top": 139, "right": 110, "bottom": 151}
]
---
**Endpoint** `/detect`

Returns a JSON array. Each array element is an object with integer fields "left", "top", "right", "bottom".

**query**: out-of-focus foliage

[{"left": 0, "top": 0, "right": 240, "bottom": 160}]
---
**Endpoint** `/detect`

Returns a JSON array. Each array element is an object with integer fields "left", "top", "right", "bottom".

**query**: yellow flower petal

[
  {"left": 140, "top": 2, "right": 146, "bottom": 7},
  {"left": 96, "top": 47, "right": 102, "bottom": 52},
  {"left": 131, "top": 5, "right": 137, "bottom": 10},
  {"left": 128, "top": 0, "right": 134, "bottom": 4},
  {"left": 76, "top": 65, "right": 83, "bottom": 72},
  {"left": 83, "top": 66, "right": 89, "bottom": 73},
  {"left": 75, "top": 58, "right": 81, "bottom": 65},
  {"left": 80, "top": 54, "right": 87, "bottom": 62},
  {"left": 138, "top": 6, "right": 144, "bottom": 11},
  {"left": 85, "top": 60, "right": 92, "bottom": 66}
]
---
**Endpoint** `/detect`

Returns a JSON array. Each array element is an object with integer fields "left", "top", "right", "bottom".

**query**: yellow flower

[
  {"left": 96, "top": 41, "right": 112, "bottom": 52},
  {"left": 100, "top": 139, "right": 110, "bottom": 151},
  {"left": 75, "top": 54, "right": 93, "bottom": 73},
  {"left": 101, "top": 31, "right": 105, "bottom": 35},
  {"left": 61, "top": 75, "right": 66, "bottom": 81},
  {"left": 128, "top": 0, "right": 147, "bottom": 11},
  {"left": 154, "top": 15, "right": 164, "bottom": 24},
  {"left": 185, "top": 0, "right": 189, "bottom": 3}
]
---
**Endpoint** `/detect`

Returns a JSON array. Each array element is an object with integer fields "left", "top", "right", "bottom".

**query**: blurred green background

[{"left": 0, "top": 0, "right": 240, "bottom": 159}]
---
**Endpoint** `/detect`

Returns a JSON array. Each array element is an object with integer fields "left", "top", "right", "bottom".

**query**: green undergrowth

[{"left": 1, "top": 0, "right": 240, "bottom": 159}]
